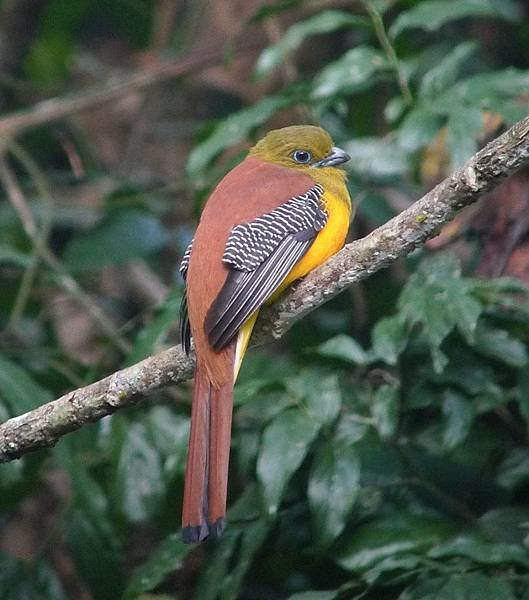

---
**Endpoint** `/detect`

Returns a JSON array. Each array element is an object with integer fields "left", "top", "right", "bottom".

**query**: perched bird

[{"left": 180, "top": 125, "right": 351, "bottom": 543}]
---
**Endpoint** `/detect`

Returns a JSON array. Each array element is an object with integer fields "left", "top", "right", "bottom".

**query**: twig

[
  {"left": 0, "top": 43, "right": 264, "bottom": 142},
  {"left": 0, "top": 152, "right": 132, "bottom": 353},
  {"left": 5, "top": 142, "right": 53, "bottom": 329},
  {"left": 0, "top": 114, "right": 529, "bottom": 462},
  {"left": 362, "top": 0, "right": 413, "bottom": 106}
]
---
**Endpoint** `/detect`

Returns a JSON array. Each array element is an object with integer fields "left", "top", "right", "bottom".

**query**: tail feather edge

[{"left": 182, "top": 357, "right": 234, "bottom": 543}]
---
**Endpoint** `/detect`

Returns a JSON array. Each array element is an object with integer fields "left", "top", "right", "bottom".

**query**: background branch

[
  {"left": 0, "top": 42, "right": 263, "bottom": 142},
  {"left": 1, "top": 114, "right": 529, "bottom": 463},
  {"left": 0, "top": 149, "right": 131, "bottom": 352}
]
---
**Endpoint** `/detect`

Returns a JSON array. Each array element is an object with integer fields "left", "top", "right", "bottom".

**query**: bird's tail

[{"left": 182, "top": 363, "right": 234, "bottom": 543}]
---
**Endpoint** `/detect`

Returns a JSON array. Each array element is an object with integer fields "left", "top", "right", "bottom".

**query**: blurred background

[{"left": 1, "top": 0, "right": 529, "bottom": 598}]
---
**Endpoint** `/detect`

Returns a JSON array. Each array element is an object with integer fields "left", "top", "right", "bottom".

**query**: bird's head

[{"left": 249, "top": 125, "right": 350, "bottom": 174}]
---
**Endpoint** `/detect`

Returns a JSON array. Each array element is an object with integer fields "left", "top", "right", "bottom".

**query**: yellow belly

[
  {"left": 234, "top": 186, "right": 351, "bottom": 380},
  {"left": 277, "top": 190, "right": 351, "bottom": 293}
]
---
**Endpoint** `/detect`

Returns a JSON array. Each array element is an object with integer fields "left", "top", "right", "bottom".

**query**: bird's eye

[{"left": 292, "top": 150, "right": 312, "bottom": 164}]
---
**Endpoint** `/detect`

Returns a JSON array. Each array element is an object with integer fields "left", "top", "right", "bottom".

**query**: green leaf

[
  {"left": 402, "top": 573, "right": 516, "bottom": 600},
  {"left": 128, "top": 287, "right": 183, "bottom": 365},
  {"left": 390, "top": 0, "right": 520, "bottom": 37},
  {"left": 308, "top": 440, "right": 360, "bottom": 548},
  {"left": 256, "top": 11, "right": 368, "bottom": 77},
  {"left": 406, "top": 381, "right": 440, "bottom": 410},
  {"left": 0, "top": 451, "right": 25, "bottom": 493},
  {"left": 228, "top": 483, "right": 262, "bottom": 522},
  {"left": 418, "top": 252, "right": 461, "bottom": 280},
  {"left": 343, "top": 137, "right": 410, "bottom": 179},
  {"left": 0, "top": 244, "right": 32, "bottom": 268},
  {"left": 371, "top": 316, "right": 408, "bottom": 365},
  {"left": 288, "top": 370, "right": 342, "bottom": 425},
  {"left": 337, "top": 513, "right": 453, "bottom": 571},
  {"left": 419, "top": 42, "right": 478, "bottom": 99},
  {"left": 186, "top": 94, "right": 292, "bottom": 179},
  {"left": 113, "top": 422, "right": 164, "bottom": 522},
  {"left": 369, "top": 0, "right": 393, "bottom": 12},
  {"left": 257, "top": 408, "right": 322, "bottom": 516},
  {"left": 314, "top": 334, "right": 369, "bottom": 365},
  {"left": 26, "top": 31, "right": 74, "bottom": 87},
  {"left": 64, "top": 210, "right": 168, "bottom": 271},
  {"left": 311, "top": 46, "right": 387, "bottom": 99},
  {"left": 471, "top": 277, "right": 529, "bottom": 297},
  {"left": 0, "top": 552, "right": 66, "bottom": 600},
  {"left": 446, "top": 106, "right": 483, "bottom": 168},
  {"left": 434, "top": 358, "right": 495, "bottom": 396},
  {"left": 496, "top": 449, "right": 529, "bottom": 490},
  {"left": 54, "top": 443, "right": 117, "bottom": 548},
  {"left": 196, "top": 533, "right": 238, "bottom": 600},
  {"left": 0, "top": 355, "right": 52, "bottom": 414},
  {"left": 466, "top": 68, "right": 529, "bottom": 103},
  {"left": 66, "top": 510, "right": 125, "bottom": 599},
  {"left": 288, "top": 592, "right": 338, "bottom": 600},
  {"left": 398, "top": 253, "right": 483, "bottom": 371},
  {"left": 450, "top": 574, "right": 516, "bottom": 599},
  {"left": 519, "top": 367, "right": 529, "bottom": 424},
  {"left": 445, "top": 288, "right": 482, "bottom": 347},
  {"left": 363, "top": 554, "right": 423, "bottom": 585},
  {"left": 357, "top": 191, "right": 397, "bottom": 225},
  {"left": 335, "top": 416, "right": 369, "bottom": 445},
  {"left": 472, "top": 323, "right": 528, "bottom": 367},
  {"left": 479, "top": 507, "right": 529, "bottom": 545},
  {"left": 249, "top": 0, "right": 306, "bottom": 22},
  {"left": 384, "top": 96, "right": 406, "bottom": 123},
  {"left": 441, "top": 389, "right": 474, "bottom": 449},
  {"left": 371, "top": 383, "right": 399, "bottom": 440},
  {"left": 397, "top": 108, "right": 443, "bottom": 152},
  {"left": 124, "top": 533, "right": 191, "bottom": 599},
  {"left": 428, "top": 535, "right": 529, "bottom": 568},
  {"left": 199, "top": 520, "right": 270, "bottom": 600},
  {"left": 145, "top": 406, "right": 190, "bottom": 479},
  {"left": 198, "top": 487, "right": 272, "bottom": 600},
  {"left": 430, "top": 69, "right": 529, "bottom": 119}
]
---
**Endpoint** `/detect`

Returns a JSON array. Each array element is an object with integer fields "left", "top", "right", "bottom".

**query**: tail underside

[{"left": 182, "top": 364, "right": 234, "bottom": 543}]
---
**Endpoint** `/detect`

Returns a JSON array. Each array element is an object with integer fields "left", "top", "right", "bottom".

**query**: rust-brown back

[{"left": 186, "top": 156, "right": 315, "bottom": 387}]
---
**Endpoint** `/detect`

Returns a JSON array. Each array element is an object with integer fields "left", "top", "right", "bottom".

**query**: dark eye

[{"left": 292, "top": 150, "right": 312, "bottom": 164}]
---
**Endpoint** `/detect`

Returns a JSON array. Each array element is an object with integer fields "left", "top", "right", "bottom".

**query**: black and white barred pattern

[
  {"left": 222, "top": 184, "right": 326, "bottom": 272},
  {"left": 179, "top": 238, "right": 194, "bottom": 281}
]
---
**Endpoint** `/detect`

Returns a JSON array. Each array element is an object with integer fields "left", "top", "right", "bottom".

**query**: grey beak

[{"left": 313, "top": 146, "right": 350, "bottom": 168}]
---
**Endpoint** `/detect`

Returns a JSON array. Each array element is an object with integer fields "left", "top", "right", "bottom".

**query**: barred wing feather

[
  {"left": 179, "top": 238, "right": 194, "bottom": 353},
  {"left": 205, "top": 184, "right": 326, "bottom": 350}
]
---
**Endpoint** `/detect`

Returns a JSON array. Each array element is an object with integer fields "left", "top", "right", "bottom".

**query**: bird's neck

[{"left": 310, "top": 167, "right": 350, "bottom": 209}]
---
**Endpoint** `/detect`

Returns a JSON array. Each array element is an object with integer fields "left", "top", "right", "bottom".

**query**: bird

[{"left": 179, "top": 125, "right": 352, "bottom": 543}]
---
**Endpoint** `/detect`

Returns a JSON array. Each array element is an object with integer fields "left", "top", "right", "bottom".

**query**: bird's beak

[{"left": 313, "top": 146, "right": 350, "bottom": 168}]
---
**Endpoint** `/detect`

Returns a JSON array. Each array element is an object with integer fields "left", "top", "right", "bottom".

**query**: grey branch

[{"left": 1, "top": 115, "right": 529, "bottom": 462}]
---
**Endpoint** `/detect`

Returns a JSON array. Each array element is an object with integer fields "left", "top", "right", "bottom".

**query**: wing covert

[
  {"left": 205, "top": 184, "right": 327, "bottom": 350},
  {"left": 179, "top": 238, "right": 194, "bottom": 353}
]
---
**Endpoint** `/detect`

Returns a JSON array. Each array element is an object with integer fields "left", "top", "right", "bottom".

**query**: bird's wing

[
  {"left": 205, "top": 184, "right": 327, "bottom": 350},
  {"left": 179, "top": 239, "right": 194, "bottom": 353},
  {"left": 179, "top": 239, "right": 193, "bottom": 281}
]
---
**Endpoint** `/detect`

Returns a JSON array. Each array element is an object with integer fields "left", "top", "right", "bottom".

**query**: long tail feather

[
  {"left": 182, "top": 366, "right": 211, "bottom": 543},
  {"left": 207, "top": 378, "right": 234, "bottom": 535},
  {"left": 182, "top": 358, "right": 234, "bottom": 543}
]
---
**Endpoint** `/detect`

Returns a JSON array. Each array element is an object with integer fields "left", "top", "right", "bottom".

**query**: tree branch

[{"left": 1, "top": 115, "right": 529, "bottom": 462}]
